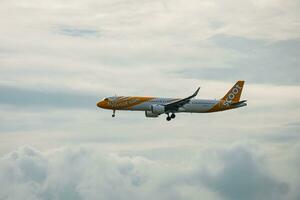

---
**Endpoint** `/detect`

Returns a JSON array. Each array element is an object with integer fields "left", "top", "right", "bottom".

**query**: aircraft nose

[{"left": 97, "top": 101, "right": 105, "bottom": 108}]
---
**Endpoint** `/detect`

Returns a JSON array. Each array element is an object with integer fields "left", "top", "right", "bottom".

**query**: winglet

[{"left": 191, "top": 87, "right": 200, "bottom": 98}]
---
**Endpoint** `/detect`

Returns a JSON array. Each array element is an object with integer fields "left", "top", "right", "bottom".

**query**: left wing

[{"left": 164, "top": 87, "right": 200, "bottom": 112}]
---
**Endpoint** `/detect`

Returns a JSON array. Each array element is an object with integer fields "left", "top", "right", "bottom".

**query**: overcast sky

[{"left": 0, "top": 0, "right": 300, "bottom": 200}]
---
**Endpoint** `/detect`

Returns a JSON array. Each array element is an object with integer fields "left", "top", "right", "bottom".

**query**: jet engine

[
  {"left": 151, "top": 104, "right": 165, "bottom": 115},
  {"left": 145, "top": 111, "right": 159, "bottom": 118}
]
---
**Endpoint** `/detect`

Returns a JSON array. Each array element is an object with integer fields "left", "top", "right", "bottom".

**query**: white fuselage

[{"left": 124, "top": 98, "right": 220, "bottom": 113}]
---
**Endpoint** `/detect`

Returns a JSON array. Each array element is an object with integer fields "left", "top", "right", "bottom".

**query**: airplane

[{"left": 97, "top": 80, "right": 247, "bottom": 121}]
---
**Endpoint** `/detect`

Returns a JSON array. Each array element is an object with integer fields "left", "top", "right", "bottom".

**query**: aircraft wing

[{"left": 164, "top": 87, "right": 200, "bottom": 111}]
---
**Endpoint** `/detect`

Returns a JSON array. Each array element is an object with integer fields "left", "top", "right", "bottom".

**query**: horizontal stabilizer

[{"left": 230, "top": 100, "right": 247, "bottom": 106}]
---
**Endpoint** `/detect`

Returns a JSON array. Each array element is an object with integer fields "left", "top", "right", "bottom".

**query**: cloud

[
  {"left": 56, "top": 26, "right": 101, "bottom": 38},
  {"left": 0, "top": 144, "right": 294, "bottom": 200},
  {"left": 1, "top": 0, "right": 299, "bottom": 95},
  {"left": 175, "top": 35, "right": 300, "bottom": 85},
  {"left": 199, "top": 145, "right": 289, "bottom": 200},
  {"left": 0, "top": 85, "right": 100, "bottom": 108}
]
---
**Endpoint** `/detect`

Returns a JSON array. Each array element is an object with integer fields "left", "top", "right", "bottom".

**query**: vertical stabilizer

[{"left": 221, "top": 81, "right": 244, "bottom": 106}]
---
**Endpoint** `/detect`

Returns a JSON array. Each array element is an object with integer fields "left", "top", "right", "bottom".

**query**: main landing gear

[
  {"left": 166, "top": 113, "right": 176, "bottom": 121},
  {"left": 112, "top": 110, "right": 116, "bottom": 117}
]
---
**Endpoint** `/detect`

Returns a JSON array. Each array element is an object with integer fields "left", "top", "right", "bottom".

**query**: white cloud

[
  {"left": 0, "top": 0, "right": 299, "bottom": 93},
  {"left": 0, "top": 143, "right": 298, "bottom": 200}
]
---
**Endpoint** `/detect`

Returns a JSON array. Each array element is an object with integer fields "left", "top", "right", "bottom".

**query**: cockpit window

[{"left": 104, "top": 98, "right": 109, "bottom": 101}]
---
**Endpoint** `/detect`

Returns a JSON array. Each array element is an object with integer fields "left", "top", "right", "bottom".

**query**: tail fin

[{"left": 222, "top": 81, "right": 244, "bottom": 104}]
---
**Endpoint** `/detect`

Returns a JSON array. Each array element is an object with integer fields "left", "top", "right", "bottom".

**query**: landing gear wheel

[
  {"left": 112, "top": 110, "right": 116, "bottom": 117},
  {"left": 171, "top": 113, "right": 176, "bottom": 119},
  {"left": 166, "top": 116, "right": 171, "bottom": 121}
]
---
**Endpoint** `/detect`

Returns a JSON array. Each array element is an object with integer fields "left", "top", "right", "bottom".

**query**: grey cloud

[
  {"left": 176, "top": 35, "right": 300, "bottom": 85},
  {"left": 0, "top": 85, "right": 100, "bottom": 109},
  {"left": 199, "top": 146, "right": 289, "bottom": 200},
  {"left": 57, "top": 26, "right": 101, "bottom": 38},
  {"left": 211, "top": 34, "right": 267, "bottom": 52},
  {"left": 258, "top": 122, "right": 300, "bottom": 143},
  {"left": 209, "top": 20, "right": 225, "bottom": 30},
  {"left": 261, "top": 131, "right": 300, "bottom": 144},
  {"left": 0, "top": 144, "right": 294, "bottom": 200}
]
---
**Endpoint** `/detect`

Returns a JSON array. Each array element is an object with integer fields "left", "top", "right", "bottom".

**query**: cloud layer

[{"left": 0, "top": 144, "right": 294, "bottom": 200}]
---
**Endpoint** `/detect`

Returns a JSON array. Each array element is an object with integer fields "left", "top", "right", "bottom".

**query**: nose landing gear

[{"left": 112, "top": 110, "right": 116, "bottom": 117}]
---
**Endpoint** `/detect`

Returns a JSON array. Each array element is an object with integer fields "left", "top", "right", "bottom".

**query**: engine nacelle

[
  {"left": 151, "top": 104, "right": 165, "bottom": 115},
  {"left": 145, "top": 111, "right": 159, "bottom": 118}
]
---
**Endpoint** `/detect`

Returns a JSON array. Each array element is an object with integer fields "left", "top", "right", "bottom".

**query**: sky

[{"left": 0, "top": 0, "right": 299, "bottom": 199}]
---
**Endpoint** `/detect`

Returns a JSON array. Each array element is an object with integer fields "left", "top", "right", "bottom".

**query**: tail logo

[{"left": 223, "top": 84, "right": 242, "bottom": 107}]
